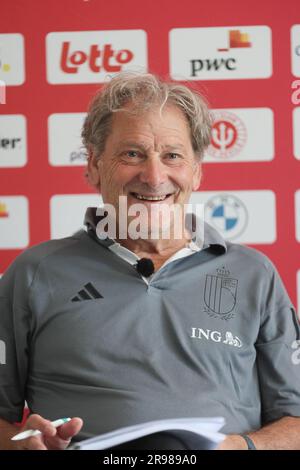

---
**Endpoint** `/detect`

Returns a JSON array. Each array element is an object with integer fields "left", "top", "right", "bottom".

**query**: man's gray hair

[{"left": 82, "top": 72, "right": 212, "bottom": 160}]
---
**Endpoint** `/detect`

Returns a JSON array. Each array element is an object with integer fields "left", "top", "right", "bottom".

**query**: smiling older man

[{"left": 0, "top": 72, "right": 300, "bottom": 450}]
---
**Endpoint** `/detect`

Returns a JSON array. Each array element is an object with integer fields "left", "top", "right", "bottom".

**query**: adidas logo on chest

[{"left": 71, "top": 282, "right": 103, "bottom": 302}]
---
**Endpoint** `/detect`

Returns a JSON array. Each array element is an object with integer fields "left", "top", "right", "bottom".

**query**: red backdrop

[{"left": 0, "top": 0, "right": 299, "bottom": 311}]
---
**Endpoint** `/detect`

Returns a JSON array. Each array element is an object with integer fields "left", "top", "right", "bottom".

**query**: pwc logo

[
  {"left": 46, "top": 30, "right": 147, "bottom": 84},
  {"left": 170, "top": 25, "right": 272, "bottom": 80}
]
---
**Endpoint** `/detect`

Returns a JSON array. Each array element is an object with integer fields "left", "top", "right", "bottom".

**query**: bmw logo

[{"left": 205, "top": 194, "right": 248, "bottom": 240}]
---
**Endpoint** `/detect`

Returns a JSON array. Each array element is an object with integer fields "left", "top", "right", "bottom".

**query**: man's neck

[{"left": 116, "top": 229, "right": 192, "bottom": 258}]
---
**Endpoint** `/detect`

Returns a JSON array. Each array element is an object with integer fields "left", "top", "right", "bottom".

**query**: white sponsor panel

[
  {"left": 291, "top": 25, "right": 300, "bottom": 77},
  {"left": 50, "top": 194, "right": 103, "bottom": 239},
  {"left": 170, "top": 26, "right": 272, "bottom": 80},
  {"left": 0, "top": 115, "right": 27, "bottom": 167},
  {"left": 296, "top": 190, "right": 300, "bottom": 242},
  {"left": 46, "top": 30, "right": 147, "bottom": 84},
  {"left": 190, "top": 190, "right": 276, "bottom": 244},
  {"left": 0, "top": 34, "right": 25, "bottom": 85},
  {"left": 205, "top": 108, "right": 274, "bottom": 162},
  {"left": 48, "top": 113, "right": 87, "bottom": 166},
  {"left": 0, "top": 196, "right": 29, "bottom": 248},
  {"left": 293, "top": 107, "right": 300, "bottom": 160}
]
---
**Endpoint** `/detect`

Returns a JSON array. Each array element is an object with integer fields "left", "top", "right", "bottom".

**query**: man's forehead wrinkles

[
  {"left": 116, "top": 139, "right": 187, "bottom": 152},
  {"left": 116, "top": 140, "right": 153, "bottom": 151}
]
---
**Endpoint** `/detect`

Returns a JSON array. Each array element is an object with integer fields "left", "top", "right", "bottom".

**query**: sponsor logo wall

[{"left": 0, "top": 0, "right": 299, "bottom": 313}]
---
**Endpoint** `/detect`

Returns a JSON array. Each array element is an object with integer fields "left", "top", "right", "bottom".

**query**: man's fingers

[
  {"left": 24, "top": 436, "right": 48, "bottom": 450},
  {"left": 56, "top": 417, "right": 83, "bottom": 441},
  {"left": 15, "top": 415, "right": 83, "bottom": 450},
  {"left": 13, "top": 414, "right": 57, "bottom": 449},
  {"left": 22, "top": 414, "right": 56, "bottom": 437}
]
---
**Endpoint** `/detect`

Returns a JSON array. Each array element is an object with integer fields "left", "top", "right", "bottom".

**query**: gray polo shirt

[{"left": 0, "top": 207, "right": 299, "bottom": 440}]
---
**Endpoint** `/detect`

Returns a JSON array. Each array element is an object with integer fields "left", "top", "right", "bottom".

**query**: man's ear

[
  {"left": 86, "top": 151, "right": 101, "bottom": 191},
  {"left": 192, "top": 161, "right": 202, "bottom": 191}
]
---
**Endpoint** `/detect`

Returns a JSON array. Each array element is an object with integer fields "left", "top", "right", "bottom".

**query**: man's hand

[
  {"left": 217, "top": 417, "right": 300, "bottom": 450},
  {"left": 13, "top": 414, "right": 83, "bottom": 450}
]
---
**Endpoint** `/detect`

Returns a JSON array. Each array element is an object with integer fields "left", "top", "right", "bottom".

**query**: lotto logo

[
  {"left": 46, "top": 30, "right": 147, "bottom": 84},
  {"left": 61, "top": 42, "right": 133, "bottom": 74}
]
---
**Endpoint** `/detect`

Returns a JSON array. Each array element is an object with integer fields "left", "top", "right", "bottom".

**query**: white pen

[{"left": 11, "top": 417, "right": 71, "bottom": 441}]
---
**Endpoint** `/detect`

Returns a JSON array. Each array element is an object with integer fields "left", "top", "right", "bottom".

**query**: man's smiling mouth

[{"left": 130, "top": 192, "right": 174, "bottom": 202}]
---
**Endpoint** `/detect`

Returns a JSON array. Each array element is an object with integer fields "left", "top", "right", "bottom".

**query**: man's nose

[{"left": 139, "top": 157, "right": 168, "bottom": 188}]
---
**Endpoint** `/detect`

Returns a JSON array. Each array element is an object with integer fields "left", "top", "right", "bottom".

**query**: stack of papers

[{"left": 70, "top": 417, "right": 225, "bottom": 450}]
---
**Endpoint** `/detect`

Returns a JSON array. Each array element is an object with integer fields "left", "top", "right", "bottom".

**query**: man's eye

[
  {"left": 167, "top": 153, "right": 180, "bottom": 160},
  {"left": 126, "top": 151, "right": 139, "bottom": 158}
]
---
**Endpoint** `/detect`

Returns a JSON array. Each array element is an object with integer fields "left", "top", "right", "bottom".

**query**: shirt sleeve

[
  {"left": 0, "top": 260, "right": 32, "bottom": 423},
  {"left": 256, "top": 262, "right": 300, "bottom": 425}
]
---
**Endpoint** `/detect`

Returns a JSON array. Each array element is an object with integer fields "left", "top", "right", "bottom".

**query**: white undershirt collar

[{"left": 108, "top": 239, "right": 202, "bottom": 285}]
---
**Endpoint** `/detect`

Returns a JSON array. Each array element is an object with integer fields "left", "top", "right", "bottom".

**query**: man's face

[{"left": 88, "top": 102, "right": 202, "bottom": 238}]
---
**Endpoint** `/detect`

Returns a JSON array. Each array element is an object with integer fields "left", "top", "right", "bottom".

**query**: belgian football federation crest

[{"left": 204, "top": 267, "right": 238, "bottom": 320}]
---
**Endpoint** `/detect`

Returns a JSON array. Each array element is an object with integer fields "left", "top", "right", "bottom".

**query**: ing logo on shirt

[
  {"left": 291, "top": 340, "right": 300, "bottom": 365},
  {"left": 204, "top": 266, "right": 238, "bottom": 320}
]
